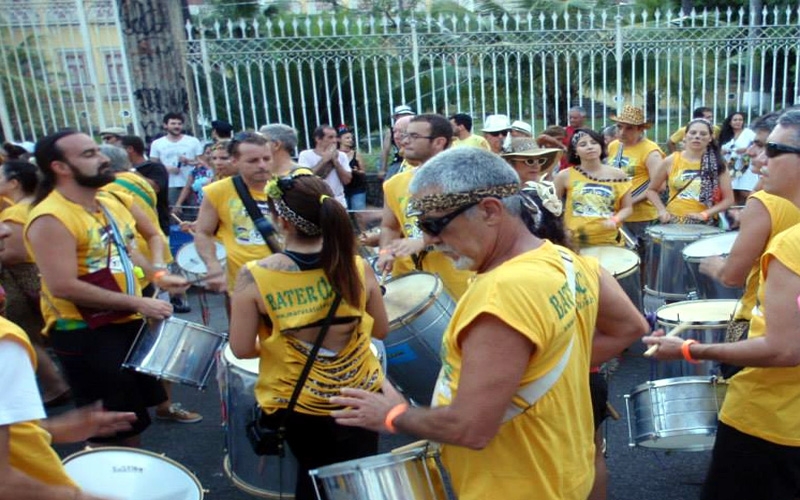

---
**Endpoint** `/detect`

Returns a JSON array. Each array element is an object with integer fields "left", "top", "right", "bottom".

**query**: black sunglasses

[
  {"left": 486, "top": 130, "right": 509, "bottom": 137},
  {"left": 415, "top": 201, "right": 478, "bottom": 236},
  {"left": 765, "top": 142, "right": 800, "bottom": 158}
]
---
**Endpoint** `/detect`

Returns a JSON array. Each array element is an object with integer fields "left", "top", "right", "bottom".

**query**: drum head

[
  {"left": 223, "top": 343, "right": 259, "bottom": 375},
  {"left": 63, "top": 447, "right": 203, "bottom": 500},
  {"left": 657, "top": 299, "right": 738, "bottom": 325},
  {"left": 177, "top": 242, "right": 227, "bottom": 274},
  {"left": 683, "top": 232, "right": 739, "bottom": 260},
  {"left": 383, "top": 273, "right": 442, "bottom": 324},
  {"left": 581, "top": 246, "right": 639, "bottom": 277},
  {"left": 646, "top": 224, "right": 722, "bottom": 240},
  {"left": 311, "top": 448, "right": 424, "bottom": 478}
]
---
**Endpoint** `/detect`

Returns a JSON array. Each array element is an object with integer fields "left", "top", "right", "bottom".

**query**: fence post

[
  {"left": 615, "top": 8, "right": 623, "bottom": 110},
  {"left": 410, "top": 18, "right": 422, "bottom": 111},
  {"left": 0, "top": 78, "right": 15, "bottom": 142},
  {"left": 75, "top": 0, "right": 107, "bottom": 132},
  {"left": 111, "top": 0, "right": 143, "bottom": 137}
]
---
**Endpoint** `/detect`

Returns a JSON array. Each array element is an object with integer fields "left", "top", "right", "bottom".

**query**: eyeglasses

[
  {"left": 401, "top": 133, "right": 434, "bottom": 142},
  {"left": 100, "top": 135, "right": 116, "bottom": 141},
  {"left": 486, "top": 130, "right": 509, "bottom": 137},
  {"left": 509, "top": 157, "right": 545, "bottom": 167},
  {"left": 415, "top": 201, "right": 478, "bottom": 236},
  {"left": 765, "top": 142, "right": 800, "bottom": 158}
]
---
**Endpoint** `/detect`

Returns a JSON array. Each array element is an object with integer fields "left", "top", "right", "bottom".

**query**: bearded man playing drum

[
  {"left": 332, "top": 148, "right": 646, "bottom": 500},
  {"left": 25, "top": 130, "right": 188, "bottom": 448},
  {"left": 644, "top": 109, "right": 800, "bottom": 500}
]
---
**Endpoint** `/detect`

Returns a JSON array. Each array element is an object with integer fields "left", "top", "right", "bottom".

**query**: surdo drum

[
  {"left": 682, "top": 232, "right": 743, "bottom": 300},
  {"left": 581, "top": 246, "right": 642, "bottom": 311}
]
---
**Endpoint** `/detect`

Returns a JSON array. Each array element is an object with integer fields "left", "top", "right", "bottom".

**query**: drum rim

[
  {"left": 580, "top": 246, "right": 640, "bottom": 277},
  {"left": 176, "top": 241, "right": 227, "bottom": 274},
  {"left": 62, "top": 446, "right": 204, "bottom": 498},
  {"left": 645, "top": 224, "right": 723, "bottom": 239},
  {"left": 634, "top": 431, "right": 717, "bottom": 452},
  {"left": 309, "top": 447, "right": 428, "bottom": 478},
  {"left": 384, "top": 272, "right": 445, "bottom": 328},
  {"left": 655, "top": 299, "right": 738, "bottom": 326},
  {"left": 223, "top": 454, "right": 291, "bottom": 499},
  {"left": 627, "top": 375, "right": 724, "bottom": 395},
  {"left": 222, "top": 343, "right": 259, "bottom": 375},
  {"left": 682, "top": 232, "right": 739, "bottom": 261}
]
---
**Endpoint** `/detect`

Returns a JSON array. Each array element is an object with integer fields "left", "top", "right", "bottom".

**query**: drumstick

[
  {"left": 391, "top": 439, "right": 430, "bottom": 455},
  {"left": 170, "top": 212, "right": 184, "bottom": 224},
  {"left": 643, "top": 322, "right": 694, "bottom": 358},
  {"left": 618, "top": 227, "right": 637, "bottom": 249},
  {"left": 606, "top": 401, "right": 622, "bottom": 421}
]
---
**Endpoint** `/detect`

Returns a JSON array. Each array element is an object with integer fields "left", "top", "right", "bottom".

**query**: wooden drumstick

[
  {"left": 643, "top": 322, "right": 693, "bottom": 358},
  {"left": 170, "top": 212, "right": 184, "bottom": 224},
  {"left": 606, "top": 401, "right": 622, "bottom": 421},
  {"left": 391, "top": 439, "right": 430, "bottom": 455},
  {"left": 171, "top": 212, "right": 196, "bottom": 235},
  {"left": 618, "top": 227, "right": 637, "bottom": 249}
]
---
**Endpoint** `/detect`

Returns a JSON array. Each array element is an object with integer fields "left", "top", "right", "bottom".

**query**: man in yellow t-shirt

[
  {"left": 644, "top": 109, "right": 800, "bottom": 499},
  {"left": 331, "top": 148, "right": 647, "bottom": 500},
  {"left": 449, "top": 113, "right": 491, "bottom": 151}
]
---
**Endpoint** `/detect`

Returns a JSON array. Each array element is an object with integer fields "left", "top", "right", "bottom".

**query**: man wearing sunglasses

[
  {"left": 645, "top": 109, "right": 800, "bottom": 500},
  {"left": 332, "top": 147, "right": 646, "bottom": 500},
  {"left": 481, "top": 114, "right": 512, "bottom": 154}
]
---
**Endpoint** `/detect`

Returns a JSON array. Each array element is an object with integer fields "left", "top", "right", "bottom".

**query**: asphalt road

[{"left": 52, "top": 288, "right": 713, "bottom": 500}]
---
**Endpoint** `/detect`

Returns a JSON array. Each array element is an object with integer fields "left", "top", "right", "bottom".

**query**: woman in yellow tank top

[
  {"left": 229, "top": 172, "right": 388, "bottom": 500},
  {"left": 646, "top": 119, "right": 734, "bottom": 224}
]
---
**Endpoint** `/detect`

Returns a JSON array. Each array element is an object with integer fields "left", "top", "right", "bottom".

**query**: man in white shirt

[
  {"left": 297, "top": 125, "right": 352, "bottom": 207},
  {"left": 148, "top": 112, "right": 204, "bottom": 207}
]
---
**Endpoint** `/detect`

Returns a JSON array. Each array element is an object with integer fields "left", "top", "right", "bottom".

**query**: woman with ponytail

[
  {"left": 228, "top": 171, "right": 388, "bottom": 500},
  {"left": 646, "top": 118, "right": 734, "bottom": 224}
]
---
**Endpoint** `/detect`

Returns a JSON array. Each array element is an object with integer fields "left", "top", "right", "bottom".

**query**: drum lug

[
  {"left": 623, "top": 394, "right": 636, "bottom": 448},
  {"left": 686, "top": 291, "right": 698, "bottom": 301}
]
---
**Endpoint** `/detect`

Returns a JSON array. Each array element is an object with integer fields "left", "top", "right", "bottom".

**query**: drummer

[
  {"left": 229, "top": 172, "right": 388, "bottom": 500},
  {"left": 645, "top": 118, "right": 735, "bottom": 225},
  {"left": 643, "top": 108, "right": 800, "bottom": 500},
  {"left": 698, "top": 111, "right": 800, "bottom": 375},
  {"left": 25, "top": 130, "right": 189, "bottom": 447},
  {"left": 554, "top": 128, "right": 633, "bottom": 248},
  {"left": 0, "top": 315, "right": 137, "bottom": 500},
  {"left": 331, "top": 148, "right": 647, "bottom": 500}
]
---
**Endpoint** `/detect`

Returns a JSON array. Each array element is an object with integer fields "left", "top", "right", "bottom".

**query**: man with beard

[
  {"left": 149, "top": 112, "right": 204, "bottom": 209},
  {"left": 25, "top": 130, "right": 188, "bottom": 447},
  {"left": 376, "top": 114, "right": 473, "bottom": 300}
]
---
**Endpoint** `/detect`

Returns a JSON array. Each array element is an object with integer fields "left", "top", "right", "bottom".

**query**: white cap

[
  {"left": 511, "top": 120, "right": 532, "bottom": 136},
  {"left": 482, "top": 114, "right": 512, "bottom": 133}
]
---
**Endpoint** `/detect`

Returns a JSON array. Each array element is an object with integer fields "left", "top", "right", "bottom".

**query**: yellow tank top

[
  {"left": 666, "top": 152, "right": 705, "bottom": 217},
  {"left": 563, "top": 167, "right": 631, "bottom": 248},
  {"left": 433, "top": 242, "right": 599, "bottom": 500},
  {"left": 25, "top": 190, "right": 142, "bottom": 332},
  {"left": 735, "top": 191, "right": 800, "bottom": 320},
  {"left": 607, "top": 138, "right": 663, "bottom": 222},
  {"left": 250, "top": 257, "right": 382, "bottom": 416},
  {"left": 720, "top": 224, "right": 800, "bottom": 446},
  {"left": 202, "top": 177, "right": 274, "bottom": 290},
  {"left": 0, "top": 202, "right": 34, "bottom": 263},
  {"left": 2, "top": 318, "right": 77, "bottom": 487}
]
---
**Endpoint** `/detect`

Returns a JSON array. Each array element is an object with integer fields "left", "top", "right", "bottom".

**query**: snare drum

[
  {"left": 63, "top": 447, "right": 204, "bottom": 500},
  {"left": 655, "top": 299, "right": 737, "bottom": 378},
  {"left": 383, "top": 273, "right": 455, "bottom": 406},
  {"left": 310, "top": 444, "right": 451, "bottom": 500},
  {"left": 123, "top": 317, "right": 227, "bottom": 388},
  {"left": 176, "top": 242, "right": 227, "bottom": 286},
  {"left": 644, "top": 224, "right": 723, "bottom": 300},
  {"left": 581, "top": 246, "right": 642, "bottom": 310},
  {"left": 624, "top": 376, "right": 727, "bottom": 452},
  {"left": 682, "top": 232, "right": 743, "bottom": 300},
  {"left": 219, "top": 344, "right": 298, "bottom": 498}
]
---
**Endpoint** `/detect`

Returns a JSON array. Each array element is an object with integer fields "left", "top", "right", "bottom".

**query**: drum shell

[
  {"left": 625, "top": 376, "right": 726, "bottom": 452},
  {"left": 123, "top": 317, "right": 226, "bottom": 388},
  {"left": 383, "top": 273, "right": 455, "bottom": 406},
  {"left": 582, "top": 246, "right": 642, "bottom": 311},
  {"left": 220, "top": 345, "right": 298, "bottom": 498},
  {"left": 310, "top": 447, "right": 449, "bottom": 500},
  {"left": 682, "top": 232, "right": 743, "bottom": 300},
  {"left": 644, "top": 225, "right": 723, "bottom": 299}
]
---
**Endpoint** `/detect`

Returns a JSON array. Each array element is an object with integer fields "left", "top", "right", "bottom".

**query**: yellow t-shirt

[
  {"left": 249, "top": 258, "right": 382, "bottom": 416},
  {"left": 202, "top": 177, "right": 273, "bottom": 290},
  {"left": 382, "top": 170, "right": 473, "bottom": 299},
  {"left": 451, "top": 135, "right": 491, "bottom": 151},
  {"left": 665, "top": 152, "right": 705, "bottom": 217},
  {"left": 25, "top": 190, "right": 142, "bottom": 332},
  {"left": 735, "top": 191, "right": 800, "bottom": 321},
  {"left": 433, "top": 242, "right": 599, "bottom": 500},
  {"left": 670, "top": 124, "right": 721, "bottom": 144},
  {"left": 0, "top": 202, "right": 34, "bottom": 263},
  {"left": 563, "top": 167, "right": 631, "bottom": 248},
  {"left": 720, "top": 224, "right": 800, "bottom": 446},
  {"left": 607, "top": 138, "right": 664, "bottom": 222},
  {"left": 2, "top": 318, "right": 77, "bottom": 487}
]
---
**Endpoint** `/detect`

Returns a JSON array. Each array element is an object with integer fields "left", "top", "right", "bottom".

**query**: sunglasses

[
  {"left": 486, "top": 130, "right": 509, "bottom": 137},
  {"left": 765, "top": 142, "right": 800, "bottom": 158},
  {"left": 415, "top": 201, "right": 478, "bottom": 236},
  {"left": 509, "top": 157, "right": 546, "bottom": 167}
]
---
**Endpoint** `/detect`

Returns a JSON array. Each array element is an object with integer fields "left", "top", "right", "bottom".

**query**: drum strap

[
  {"left": 232, "top": 175, "right": 282, "bottom": 253},
  {"left": 502, "top": 251, "right": 577, "bottom": 423}
]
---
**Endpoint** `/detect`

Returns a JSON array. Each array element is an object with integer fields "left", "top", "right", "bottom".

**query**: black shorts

[
  {"left": 589, "top": 372, "right": 608, "bottom": 431},
  {"left": 50, "top": 319, "right": 167, "bottom": 442}
]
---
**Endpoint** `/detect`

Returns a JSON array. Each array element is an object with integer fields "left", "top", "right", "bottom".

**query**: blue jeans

[{"left": 346, "top": 191, "right": 367, "bottom": 210}]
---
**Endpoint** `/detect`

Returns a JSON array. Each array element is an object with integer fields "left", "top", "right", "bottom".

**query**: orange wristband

[
  {"left": 384, "top": 403, "right": 408, "bottom": 434},
  {"left": 681, "top": 339, "right": 700, "bottom": 364},
  {"left": 152, "top": 270, "right": 167, "bottom": 282},
  {"left": 700, "top": 211, "right": 710, "bottom": 221},
  {"left": 610, "top": 215, "right": 620, "bottom": 225},
  {"left": 379, "top": 248, "right": 391, "bottom": 256}
]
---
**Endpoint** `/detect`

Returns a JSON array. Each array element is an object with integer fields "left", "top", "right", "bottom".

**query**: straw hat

[
  {"left": 609, "top": 105, "right": 651, "bottom": 129},
  {"left": 502, "top": 138, "right": 563, "bottom": 172},
  {"left": 482, "top": 114, "right": 512, "bottom": 133}
]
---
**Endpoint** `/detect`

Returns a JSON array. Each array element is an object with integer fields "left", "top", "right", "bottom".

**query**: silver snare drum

[
  {"left": 682, "top": 232, "right": 743, "bottom": 300},
  {"left": 123, "top": 317, "right": 226, "bottom": 388},
  {"left": 582, "top": 246, "right": 642, "bottom": 311},
  {"left": 176, "top": 242, "right": 227, "bottom": 286},
  {"left": 624, "top": 376, "right": 727, "bottom": 452}
]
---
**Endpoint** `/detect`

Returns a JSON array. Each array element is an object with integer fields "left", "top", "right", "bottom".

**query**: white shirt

[
  {"left": 297, "top": 149, "right": 351, "bottom": 207},
  {"left": 149, "top": 134, "right": 204, "bottom": 188},
  {"left": 0, "top": 339, "right": 46, "bottom": 426}
]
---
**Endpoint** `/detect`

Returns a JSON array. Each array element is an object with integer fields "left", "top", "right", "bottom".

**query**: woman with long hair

[
  {"left": 646, "top": 118, "right": 734, "bottom": 224},
  {"left": 229, "top": 171, "right": 388, "bottom": 500},
  {"left": 338, "top": 125, "right": 367, "bottom": 210},
  {"left": 718, "top": 111, "right": 757, "bottom": 203},
  {"left": 553, "top": 128, "right": 633, "bottom": 248}
]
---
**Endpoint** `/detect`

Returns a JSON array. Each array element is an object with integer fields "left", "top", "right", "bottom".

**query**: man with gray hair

[
  {"left": 331, "top": 147, "right": 645, "bottom": 500},
  {"left": 645, "top": 108, "right": 800, "bottom": 500},
  {"left": 259, "top": 124, "right": 301, "bottom": 176}
]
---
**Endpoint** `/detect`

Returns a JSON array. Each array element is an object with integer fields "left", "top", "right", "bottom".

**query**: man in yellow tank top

[
  {"left": 0, "top": 316, "right": 137, "bottom": 499},
  {"left": 644, "top": 109, "right": 800, "bottom": 499},
  {"left": 332, "top": 148, "right": 647, "bottom": 500},
  {"left": 25, "top": 130, "right": 187, "bottom": 447}
]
